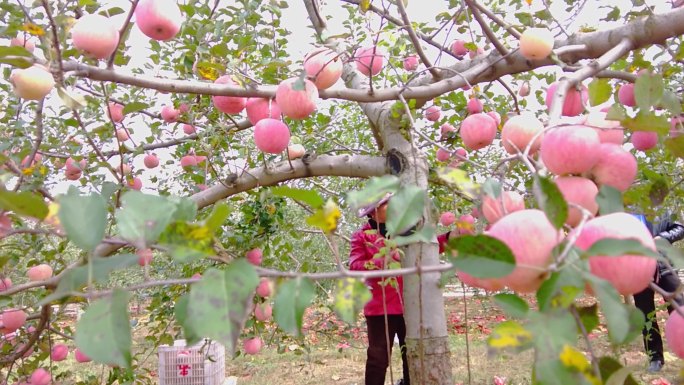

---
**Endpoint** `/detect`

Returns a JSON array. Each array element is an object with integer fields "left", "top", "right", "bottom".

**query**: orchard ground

[{"left": 51, "top": 290, "right": 681, "bottom": 385}]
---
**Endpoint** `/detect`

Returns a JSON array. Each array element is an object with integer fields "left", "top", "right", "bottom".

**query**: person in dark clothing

[
  {"left": 350, "top": 193, "right": 457, "bottom": 385},
  {"left": 631, "top": 212, "right": 684, "bottom": 372}
]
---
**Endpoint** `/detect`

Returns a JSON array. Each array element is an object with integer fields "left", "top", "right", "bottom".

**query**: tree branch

[
  {"left": 107, "top": 0, "right": 139, "bottom": 69},
  {"left": 468, "top": 0, "right": 521, "bottom": 39}
]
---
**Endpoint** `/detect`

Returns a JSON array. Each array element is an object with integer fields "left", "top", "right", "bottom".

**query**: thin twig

[
  {"left": 465, "top": 0, "right": 511, "bottom": 60},
  {"left": 107, "top": 0, "right": 139, "bottom": 68},
  {"left": 395, "top": 0, "right": 440, "bottom": 79}
]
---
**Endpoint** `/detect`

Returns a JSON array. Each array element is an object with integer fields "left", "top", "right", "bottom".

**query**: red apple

[
  {"left": 71, "top": 14, "right": 119, "bottom": 59},
  {"left": 246, "top": 98, "right": 282, "bottom": 125},
  {"left": 617, "top": 83, "right": 636, "bottom": 107},
  {"left": 127, "top": 177, "right": 142, "bottom": 191},
  {"left": 439, "top": 212, "right": 456, "bottom": 226},
  {"left": 424, "top": 106, "right": 441, "bottom": 122},
  {"left": 50, "top": 344, "right": 69, "bottom": 361},
  {"left": 500, "top": 112, "right": 545, "bottom": 155},
  {"left": 403, "top": 55, "right": 419, "bottom": 71},
  {"left": 180, "top": 155, "right": 197, "bottom": 168},
  {"left": 355, "top": 46, "right": 385, "bottom": 77},
  {"left": 482, "top": 191, "right": 525, "bottom": 224},
  {"left": 519, "top": 27, "right": 555, "bottom": 60},
  {"left": 212, "top": 75, "right": 247, "bottom": 114},
  {"left": 518, "top": 81, "right": 530, "bottom": 97},
  {"left": 665, "top": 306, "right": 684, "bottom": 358},
  {"left": 1, "top": 309, "right": 27, "bottom": 333},
  {"left": 135, "top": 0, "right": 183, "bottom": 41},
  {"left": 554, "top": 176, "right": 599, "bottom": 227},
  {"left": 161, "top": 105, "right": 180, "bottom": 123},
  {"left": 182, "top": 124, "right": 196, "bottom": 135},
  {"left": 586, "top": 143, "right": 637, "bottom": 192},
  {"left": 27, "top": 264, "right": 53, "bottom": 281},
  {"left": 275, "top": 77, "right": 318, "bottom": 120},
  {"left": 30, "top": 368, "right": 51, "bottom": 385},
  {"left": 631, "top": 131, "right": 658, "bottom": 151},
  {"left": 488, "top": 209, "right": 560, "bottom": 293},
  {"left": 304, "top": 48, "right": 343, "bottom": 90},
  {"left": 440, "top": 123, "right": 456, "bottom": 137},
  {"left": 545, "top": 82, "right": 588, "bottom": 117},
  {"left": 143, "top": 153, "right": 159, "bottom": 169},
  {"left": 246, "top": 248, "right": 263, "bottom": 266},
  {"left": 256, "top": 278, "right": 273, "bottom": 298},
  {"left": 540, "top": 125, "right": 600, "bottom": 175},
  {"left": 467, "top": 98, "right": 483, "bottom": 114},
  {"left": 287, "top": 144, "right": 305, "bottom": 160},
  {"left": 254, "top": 119, "right": 290, "bottom": 154},
  {"left": 0, "top": 277, "right": 11, "bottom": 292},
  {"left": 254, "top": 303, "right": 272, "bottom": 322},
  {"left": 436, "top": 148, "right": 451, "bottom": 162},
  {"left": 75, "top": 348, "right": 91, "bottom": 363},
  {"left": 572, "top": 212, "right": 657, "bottom": 295},
  {"left": 450, "top": 40, "right": 468, "bottom": 57},
  {"left": 108, "top": 102, "right": 124, "bottom": 123},
  {"left": 460, "top": 113, "right": 497, "bottom": 151},
  {"left": 116, "top": 129, "right": 130, "bottom": 141},
  {"left": 21, "top": 153, "right": 42, "bottom": 168},
  {"left": 137, "top": 248, "right": 153, "bottom": 266},
  {"left": 10, "top": 65, "right": 55, "bottom": 100},
  {"left": 10, "top": 34, "right": 36, "bottom": 52},
  {"left": 243, "top": 337, "right": 262, "bottom": 355}
]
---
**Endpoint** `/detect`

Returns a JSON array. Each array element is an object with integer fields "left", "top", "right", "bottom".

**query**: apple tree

[{"left": 1, "top": 0, "right": 684, "bottom": 384}]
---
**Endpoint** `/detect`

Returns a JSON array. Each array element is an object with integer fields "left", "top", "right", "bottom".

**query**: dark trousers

[
  {"left": 634, "top": 271, "right": 683, "bottom": 363},
  {"left": 365, "top": 315, "right": 410, "bottom": 385}
]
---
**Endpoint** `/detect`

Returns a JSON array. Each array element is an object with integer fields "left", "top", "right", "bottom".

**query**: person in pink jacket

[{"left": 350, "top": 193, "right": 457, "bottom": 385}]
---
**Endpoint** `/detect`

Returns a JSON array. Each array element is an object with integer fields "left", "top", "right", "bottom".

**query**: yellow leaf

[
  {"left": 306, "top": 199, "right": 341, "bottom": 233},
  {"left": 197, "top": 63, "right": 220, "bottom": 81},
  {"left": 436, "top": 167, "right": 480, "bottom": 199},
  {"left": 188, "top": 225, "right": 210, "bottom": 240},
  {"left": 487, "top": 320, "right": 532, "bottom": 350},
  {"left": 45, "top": 202, "right": 60, "bottom": 226},
  {"left": 22, "top": 167, "right": 34, "bottom": 175},
  {"left": 21, "top": 23, "right": 45, "bottom": 36},
  {"left": 360, "top": 0, "right": 371, "bottom": 12},
  {"left": 525, "top": 0, "right": 532, "bottom": 5},
  {"left": 559, "top": 345, "right": 590, "bottom": 372}
]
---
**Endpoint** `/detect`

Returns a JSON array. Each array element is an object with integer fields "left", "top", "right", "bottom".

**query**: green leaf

[
  {"left": 204, "top": 203, "right": 230, "bottom": 232},
  {"left": 56, "top": 87, "right": 87, "bottom": 110},
  {"left": 168, "top": 196, "right": 198, "bottom": 222},
  {"left": 596, "top": 185, "right": 623, "bottom": 215},
  {"left": 587, "top": 275, "right": 643, "bottom": 344},
  {"left": 660, "top": 90, "right": 682, "bottom": 116},
  {"left": 115, "top": 191, "right": 177, "bottom": 245},
  {"left": 605, "top": 104, "right": 627, "bottom": 122},
  {"left": 576, "top": 304, "right": 599, "bottom": 334},
  {"left": 391, "top": 225, "right": 436, "bottom": 247},
  {"left": 333, "top": 278, "right": 371, "bottom": 324},
  {"left": 655, "top": 238, "right": 684, "bottom": 269},
  {"left": 174, "top": 295, "right": 202, "bottom": 345},
  {"left": 271, "top": 186, "right": 324, "bottom": 208},
  {"left": 634, "top": 72, "right": 663, "bottom": 111},
  {"left": 274, "top": 277, "right": 316, "bottom": 336},
  {"left": 122, "top": 101, "right": 149, "bottom": 115},
  {"left": 0, "top": 190, "right": 48, "bottom": 219},
  {"left": 482, "top": 178, "right": 502, "bottom": 199},
  {"left": 75, "top": 289, "right": 132, "bottom": 368},
  {"left": 598, "top": 357, "right": 639, "bottom": 385},
  {"left": 159, "top": 222, "right": 213, "bottom": 263},
  {"left": 536, "top": 262, "right": 585, "bottom": 312},
  {"left": 58, "top": 189, "right": 107, "bottom": 251},
  {"left": 588, "top": 78, "right": 612, "bottom": 106},
  {"left": 487, "top": 320, "right": 533, "bottom": 353},
  {"left": 187, "top": 261, "right": 259, "bottom": 354},
  {"left": 38, "top": 254, "right": 139, "bottom": 305},
  {"left": 0, "top": 46, "right": 33, "bottom": 68},
  {"left": 447, "top": 235, "right": 516, "bottom": 278},
  {"left": 621, "top": 112, "right": 669, "bottom": 134},
  {"left": 648, "top": 178, "right": 669, "bottom": 206},
  {"left": 386, "top": 185, "right": 425, "bottom": 236},
  {"left": 435, "top": 167, "right": 479, "bottom": 199},
  {"left": 583, "top": 238, "right": 660, "bottom": 259},
  {"left": 532, "top": 176, "right": 568, "bottom": 229},
  {"left": 664, "top": 134, "right": 684, "bottom": 159},
  {"left": 346, "top": 175, "right": 400, "bottom": 210},
  {"left": 493, "top": 293, "right": 529, "bottom": 318}
]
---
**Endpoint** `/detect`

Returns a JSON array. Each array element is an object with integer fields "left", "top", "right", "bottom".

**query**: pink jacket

[{"left": 349, "top": 222, "right": 450, "bottom": 316}]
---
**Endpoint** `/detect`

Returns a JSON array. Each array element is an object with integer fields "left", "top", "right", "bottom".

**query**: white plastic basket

[{"left": 158, "top": 339, "right": 225, "bottom": 385}]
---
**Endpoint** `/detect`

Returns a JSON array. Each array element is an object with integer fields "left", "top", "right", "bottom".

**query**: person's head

[
  {"left": 370, "top": 201, "right": 388, "bottom": 223},
  {"left": 357, "top": 192, "right": 392, "bottom": 223}
]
